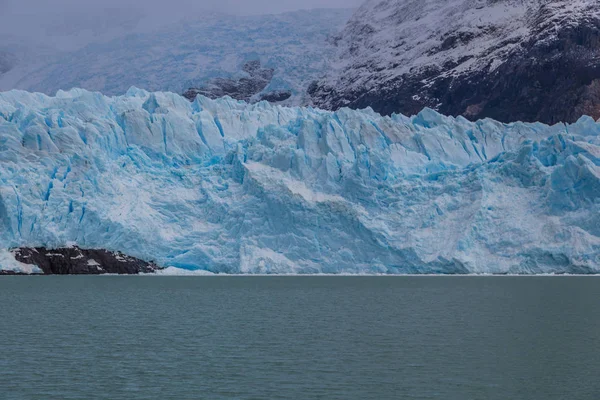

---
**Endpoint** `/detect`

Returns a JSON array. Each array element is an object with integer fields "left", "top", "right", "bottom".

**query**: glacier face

[{"left": 0, "top": 88, "right": 599, "bottom": 274}]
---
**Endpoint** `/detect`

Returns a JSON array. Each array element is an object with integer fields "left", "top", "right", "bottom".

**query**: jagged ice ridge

[{"left": 0, "top": 88, "right": 599, "bottom": 274}]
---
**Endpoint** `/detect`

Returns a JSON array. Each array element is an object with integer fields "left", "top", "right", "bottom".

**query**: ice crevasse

[{"left": 0, "top": 88, "right": 599, "bottom": 274}]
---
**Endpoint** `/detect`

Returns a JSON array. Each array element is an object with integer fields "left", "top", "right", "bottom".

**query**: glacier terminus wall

[{"left": 0, "top": 88, "right": 599, "bottom": 274}]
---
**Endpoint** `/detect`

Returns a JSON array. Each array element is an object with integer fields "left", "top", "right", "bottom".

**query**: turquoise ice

[{"left": 0, "top": 88, "right": 599, "bottom": 273}]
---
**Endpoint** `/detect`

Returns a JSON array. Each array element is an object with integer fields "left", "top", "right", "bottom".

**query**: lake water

[{"left": 1, "top": 276, "right": 599, "bottom": 399}]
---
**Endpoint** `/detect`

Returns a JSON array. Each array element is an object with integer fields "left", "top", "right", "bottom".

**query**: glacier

[
  {"left": 0, "top": 88, "right": 599, "bottom": 274},
  {"left": 0, "top": 9, "right": 353, "bottom": 105}
]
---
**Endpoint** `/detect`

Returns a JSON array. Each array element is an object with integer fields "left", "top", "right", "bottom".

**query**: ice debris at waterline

[{"left": 0, "top": 88, "right": 599, "bottom": 274}]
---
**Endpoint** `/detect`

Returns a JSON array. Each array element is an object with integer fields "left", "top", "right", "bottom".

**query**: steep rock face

[
  {"left": 310, "top": 0, "right": 600, "bottom": 124},
  {"left": 12, "top": 247, "right": 161, "bottom": 275},
  {"left": 0, "top": 89, "right": 599, "bottom": 274}
]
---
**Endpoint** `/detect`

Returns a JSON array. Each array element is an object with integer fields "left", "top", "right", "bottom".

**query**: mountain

[
  {"left": 1, "top": 89, "right": 599, "bottom": 274},
  {"left": 309, "top": 0, "right": 600, "bottom": 124},
  {"left": 0, "top": 9, "right": 353, "bottom": 106}
]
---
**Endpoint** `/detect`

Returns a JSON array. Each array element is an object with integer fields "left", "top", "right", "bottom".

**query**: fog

[{"left": 0, "top": 0, "right": 362, "bottom": 48}]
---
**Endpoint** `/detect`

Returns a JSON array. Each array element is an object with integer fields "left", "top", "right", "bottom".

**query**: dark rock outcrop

[
  {"left": 183, "top": 60, "right": 275, "bottom": 102},
  {"left": 310, "top": 0, "right": 600, "bottom": 125},
  {"left": 12, "top": 247, "right": 162, "bottom": 275},
  {"left": 259, "top": 90, "right": 292, "bottom": 103}
]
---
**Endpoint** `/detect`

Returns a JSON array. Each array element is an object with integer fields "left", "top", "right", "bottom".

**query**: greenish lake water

[{"left": 1, "top": 276, "right": 599, "bottom": 399}]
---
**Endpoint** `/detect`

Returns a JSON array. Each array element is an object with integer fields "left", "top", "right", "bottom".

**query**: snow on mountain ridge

[
  {"left": 0, "top": 88, "right": 599, "bottom": 274},
  {"left": 323, "top": 0, "right": 533, "bottom": 90}
]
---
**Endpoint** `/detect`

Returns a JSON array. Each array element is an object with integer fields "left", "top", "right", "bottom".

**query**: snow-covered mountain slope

[
  {"left": 310, "top": 0, "right": 600, "bottom": 124},
  {"left": 0, "top": 9, "right": 353, "bottom": 106},
  {"left": 1, "top": 88, "right": 599, "bottom": 274}
]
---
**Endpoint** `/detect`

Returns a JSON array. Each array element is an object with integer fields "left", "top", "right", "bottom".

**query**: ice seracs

[{"left": 0, "top": 88, "right": 599, "bottom": 274}]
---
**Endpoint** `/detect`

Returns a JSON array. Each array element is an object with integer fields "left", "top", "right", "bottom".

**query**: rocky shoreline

[{"left": 3, "top": 247, "right": 163, "bottom": 275}]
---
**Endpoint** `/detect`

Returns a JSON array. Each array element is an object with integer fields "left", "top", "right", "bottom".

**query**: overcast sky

[
  {"left": 0, "top": 0, "right": 363, "bottom": 46},
  {"left": 1, "top": 0, "right": 361, "bottom": 14}
]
